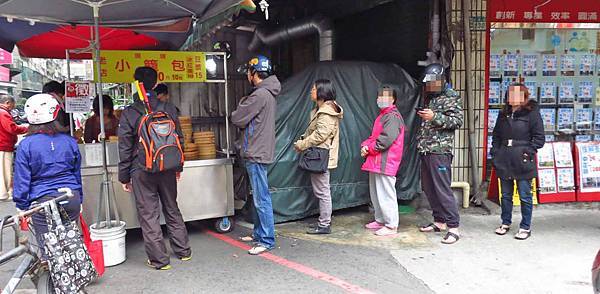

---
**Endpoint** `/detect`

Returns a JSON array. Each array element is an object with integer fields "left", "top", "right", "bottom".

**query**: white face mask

[{"left": 377, "top": 100, "right": 392, "bottom": 109}]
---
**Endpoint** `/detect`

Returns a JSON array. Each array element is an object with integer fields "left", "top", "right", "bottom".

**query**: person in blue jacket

[{"left": 13, "top": 93, "right": 83, "bottom": 258}]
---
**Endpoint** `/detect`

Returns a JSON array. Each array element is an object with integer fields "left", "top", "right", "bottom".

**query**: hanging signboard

[
  {"left": 489, "top": 0, "right": 600, "bottom": 23},
  {"left": 64, "top": 81, "right": 92, "bottom": 113},
  {"left": 96, "top": 50, "right": 207, "bottom": 83}
]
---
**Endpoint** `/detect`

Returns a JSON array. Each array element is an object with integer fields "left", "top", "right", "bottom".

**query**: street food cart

[{"left": 74, "top": 50, "right": 236, "bottom": 232}]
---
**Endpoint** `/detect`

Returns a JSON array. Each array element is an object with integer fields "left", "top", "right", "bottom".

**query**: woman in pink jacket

[{"left": 361, "top": 86, "right": 406, "bottom": 236}]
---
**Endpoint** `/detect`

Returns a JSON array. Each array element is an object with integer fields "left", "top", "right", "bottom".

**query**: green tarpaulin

[{"left": 269, "top": 61, "right": 422, "bottom": 223}]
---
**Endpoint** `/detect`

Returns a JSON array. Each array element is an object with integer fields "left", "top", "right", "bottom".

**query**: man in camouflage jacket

[{"left": 416, "top": 63, "right": 464, "bottom": 245}]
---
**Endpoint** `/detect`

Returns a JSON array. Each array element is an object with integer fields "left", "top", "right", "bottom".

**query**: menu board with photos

[
  {"left": 578, "top": 81, "right": 594, "bottom": 104},
  {"left": 489, "top": 82, "right": 502, "bottom": 105},
  {"left": 522, "top": 55, "right": 537, "bottom": 76},
  {"left": 540, "top": 82, "right": 557, "bottom": 104},
  {"left": 553, "top": 142, "right": 574, "bottom": 168},
  {"left": 538, "top": 169, "right": 557, "bottom": 194},
  {"left": 540, "top": 108, "right": 556, "bottom": 131},
  {"left": 524, "top": 81, "right": 537, "bottom": 100},
  {"left": 580, "top": 55, "right": 595, "bottom": 76},
  {"left": 576, "top": 143, "right": 600, "bottom": 192},
  {"left": 557, "top": 108, "right": 574, "bottom": 131},
  {"left": 536, "top": 143, "right": 555, "bottom": 169},
  {"left": 488, "top": 109, "right": 500, "bottom": 131},
  {"left": 575, "top": 108, "right": 593, "bottom": 131},
  {"left": 559, "top": 81, "right": 575, "bottom": 104},
  {"left": 557, "top": 168, "right": 575, "bottom": 192},
  {"left": 490, "top": 55, "right": 503, "bottom": 76},
  {"left": 542, "top": 55, "right": 558, "bottom": 76},
  {"left": 560, "top": 54, "right": 576, "bottom": 76},
  {"left": 504, "top": 54, "right": 519, "bottom": 76}
]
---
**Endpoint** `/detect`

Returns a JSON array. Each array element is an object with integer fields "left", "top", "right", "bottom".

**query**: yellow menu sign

[{"left": 96, "top": 50, "right": 206, "bottom": 83}]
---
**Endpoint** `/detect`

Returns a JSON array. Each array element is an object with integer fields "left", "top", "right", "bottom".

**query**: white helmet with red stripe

[{"left": 25, "top": 94, "right": 60, "bottom": 125}]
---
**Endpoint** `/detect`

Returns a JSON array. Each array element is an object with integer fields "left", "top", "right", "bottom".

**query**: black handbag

[{"left": 298, "top": 147, "right": 330, "bottom": 173}]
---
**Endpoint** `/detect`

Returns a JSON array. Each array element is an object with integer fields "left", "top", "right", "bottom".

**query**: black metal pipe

[{"left": 248, "top": 14, "right": 334, "bottom": 61}]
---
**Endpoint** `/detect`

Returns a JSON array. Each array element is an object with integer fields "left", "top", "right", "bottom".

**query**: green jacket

[{"left": 417, "top": 88, "right": 463, "bottom": 154}]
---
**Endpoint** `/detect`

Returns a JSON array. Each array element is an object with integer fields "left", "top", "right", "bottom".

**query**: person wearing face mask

[
  {"left": 231, "top": 55, "right": 280, "bottom": 255},
  {"left": 294, "top": 79, "right": 343, "bottom": 235},
  {"left": 417, "top": 63, "right": 464, "bottom": 245},
  {"left": 360, "top": 86, "right": 405, "bottom": 236},
  {"left": 491, "top": 83, "right": 544, "bottom": 240}
]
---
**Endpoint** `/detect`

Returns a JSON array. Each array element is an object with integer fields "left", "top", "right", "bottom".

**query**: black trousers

[
  {"left": 131, "top": 170, "right": 191, "bottom": 268},
  {"left": 421, "top": 153, "right": 460, "bottom": 228}
]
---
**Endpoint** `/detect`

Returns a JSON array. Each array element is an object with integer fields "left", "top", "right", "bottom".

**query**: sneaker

[
  {"left": 248, "top": 244, "right": 270, "bottom": 255},
  {"left": 180, "top": 254, "right": 192, "bottom": 261},
  {"left": 306, "top": 225, "right": 331, "bottom": 235},
  {"left": 146, "top": 260, "right": 172, "bottom": 270},
  {"left": 365, "top": 221, "right": 385, "bottom": 230},
  {"left": 374, "top": 226, "right": 398, "bottom": 236}
]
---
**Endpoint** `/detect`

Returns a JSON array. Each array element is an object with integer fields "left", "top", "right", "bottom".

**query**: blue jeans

[
  {"left": 500, "top": 179, "right": 533, "bottom": 230},
  {"left": 245, "top": 162, "right": 275, "bottom": 249}
]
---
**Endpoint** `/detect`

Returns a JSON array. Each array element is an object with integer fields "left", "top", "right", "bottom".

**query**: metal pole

[
  {"left": 92, "top": 4, "right": 112, "bottom": 228},
  {"left": 223, "top": 53, "right": 230, "bottom": 159},
  {"left": 461, "top": 0, "right": 480, "bottom": 202},
  {"left": 66, "top": 50, "right": 74, "bottom": 137}
]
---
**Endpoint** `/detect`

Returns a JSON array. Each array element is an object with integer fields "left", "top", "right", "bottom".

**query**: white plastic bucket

[{"left": 89, "top": 221, "right": 127, "bottom": 267}]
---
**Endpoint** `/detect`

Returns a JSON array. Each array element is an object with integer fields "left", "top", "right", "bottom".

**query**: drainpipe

[
  {"left": 461, "top": 0, "right": 481, "bottom": 204},
  {"left": 248, "top": 14, "right": 334, "bottom": 61},
  {"left": 451, "top": 182, "right": 471, "bottom": 208}
]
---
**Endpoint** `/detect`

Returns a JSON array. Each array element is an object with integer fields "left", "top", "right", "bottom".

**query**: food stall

[{"left": 71, "top": 50, "right": 236, "bottom": 232}]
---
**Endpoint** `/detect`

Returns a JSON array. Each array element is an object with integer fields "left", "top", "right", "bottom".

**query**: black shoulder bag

[{"left": 298, "top": 115, "right": 336, "bottom": 173}]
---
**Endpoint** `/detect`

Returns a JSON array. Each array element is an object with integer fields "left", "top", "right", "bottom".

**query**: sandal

[
  {"left": 419, "top": 223, "right": 442, "bottom": 233},
  {"left": 239, "top": 236, "right": 254, "bottom": 242},
  {"left": 248, "top": 244, "right": 270, "bottom": 255},
  {"left": 495, "top": 225, "right": 510, "bottom": 235},
  {"left": 441, "top": 231, "right": 460, "bottom": 244},
  {"left": 514, "top": 229, "right": 531, "bottom": 240}
]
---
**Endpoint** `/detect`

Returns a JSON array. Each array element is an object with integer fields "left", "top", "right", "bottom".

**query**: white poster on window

[
  {"left": 538, "top": 169, "right": 557, "bottom": 194},
  {"left": 536, "top": 143, "right": 555, "bottom": 169},
  {"left": 557, "top": 168, "right": 575, "bottom": 192},
  {"left": 553, "top": 142, "right": 573, "bottom": 168},
  {"left": 576, "top": 143, "right": 600, "bottom": 192},
  {"left": 65, "top": 81, "right": 93, "bottom": 113}
]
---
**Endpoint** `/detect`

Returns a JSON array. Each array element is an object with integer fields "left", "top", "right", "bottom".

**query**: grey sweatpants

[
  {"left": 310, "top": 170, "right": 332, "bottom": 226},
  {"left": 369, "top": 173, "right": 399, "bottom": 228}
]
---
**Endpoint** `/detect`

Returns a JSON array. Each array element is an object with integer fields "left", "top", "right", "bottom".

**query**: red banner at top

[{"left": 489, "top": 0, "right": 600, "bottom": 23}]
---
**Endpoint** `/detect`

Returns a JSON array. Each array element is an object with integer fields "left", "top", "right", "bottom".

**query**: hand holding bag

[
  {"left": 80, "top": 214, "right": 105, "bottom": 277},
  {"left": 298, "top": 147, "right": 330, "bottom": 173},
  {"left": 43, "top": 201, "right": 98, "bottom": 294}
]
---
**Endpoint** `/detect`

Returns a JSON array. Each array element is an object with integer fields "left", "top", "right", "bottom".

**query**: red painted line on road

[{"left": 205, "top": 230, "right": 375, "bottom": 294}]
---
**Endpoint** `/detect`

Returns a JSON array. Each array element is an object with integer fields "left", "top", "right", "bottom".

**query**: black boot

[{"left": 306, "top": 225, "right": 331, "bottom": 235}]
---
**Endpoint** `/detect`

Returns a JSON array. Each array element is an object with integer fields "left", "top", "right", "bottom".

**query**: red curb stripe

[{"left": 205, "top": 230, "right": 375, "bottom": 294}]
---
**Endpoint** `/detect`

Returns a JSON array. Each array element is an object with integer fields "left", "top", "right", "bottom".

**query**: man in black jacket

[{"left": 118, "top": 67, "right": 191, "bottom": 270}]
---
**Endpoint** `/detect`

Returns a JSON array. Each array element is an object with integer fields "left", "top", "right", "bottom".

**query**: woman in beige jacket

[{"left": 294, "top": 79, "right": 343, "bottom": 234}]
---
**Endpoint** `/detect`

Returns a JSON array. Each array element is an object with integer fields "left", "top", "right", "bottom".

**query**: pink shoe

[
  {"left": 365, "top": 221, "right": 385, "bottom": 230},
  {"left": 375, "top": 226, "right": 398, "bottom": 236}
]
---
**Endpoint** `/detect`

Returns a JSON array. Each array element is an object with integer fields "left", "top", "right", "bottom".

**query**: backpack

[{"left": 136, "top": 103, "right": 184, "bottom": 173}]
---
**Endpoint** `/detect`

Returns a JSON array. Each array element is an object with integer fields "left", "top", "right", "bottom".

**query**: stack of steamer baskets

[
  {"left": 179, "top": 116, "right": 199, "bottom": 160},
  {"left": 193, "top": 131, "right": 217, "bottom": 160}
]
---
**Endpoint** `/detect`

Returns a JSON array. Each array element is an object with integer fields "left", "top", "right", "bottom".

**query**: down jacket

[{"left": 361, "top": 105, "right": 406, "bottom": 177}]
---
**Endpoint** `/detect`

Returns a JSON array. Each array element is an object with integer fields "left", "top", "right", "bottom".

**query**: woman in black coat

[{"left": 490, "top": 83, "right": 545, "bottom": 240}]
